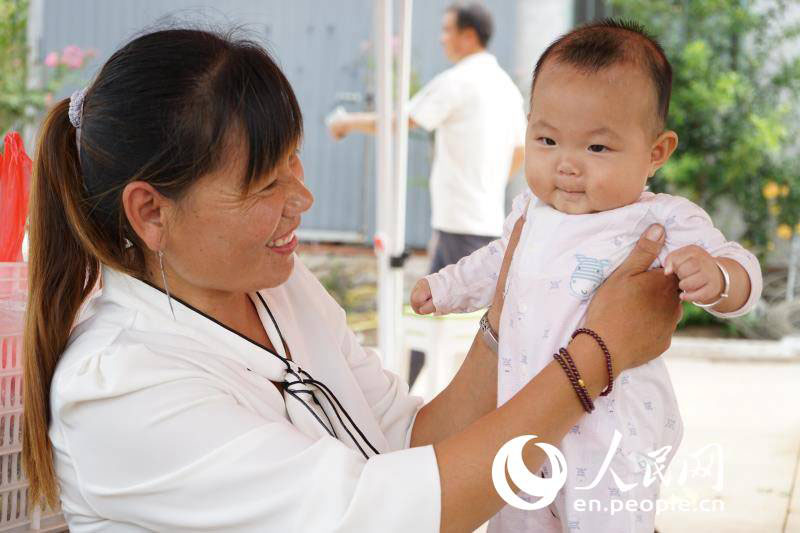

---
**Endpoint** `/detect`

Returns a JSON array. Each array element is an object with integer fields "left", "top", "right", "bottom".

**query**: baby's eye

[
  {"left": 588, "top": 144, "right": 608, "bottom": 153},
  {"left": 538, "top": 137, "right": 556, "bottom": 146}
]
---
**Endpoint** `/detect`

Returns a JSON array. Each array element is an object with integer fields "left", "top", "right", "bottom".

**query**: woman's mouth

[
  {"left": 267, "top": 232, "right": 298, "bottom": 254},
  {"left": 268, "top": 232, "right": 295, "bottom": 248}
]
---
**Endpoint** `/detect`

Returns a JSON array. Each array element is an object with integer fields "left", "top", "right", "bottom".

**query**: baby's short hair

[{"left": 531, "top": 18, "right": 672, "bottom": 131}]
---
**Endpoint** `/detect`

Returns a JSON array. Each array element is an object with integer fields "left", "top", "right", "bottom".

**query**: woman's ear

[
  {"left": 648, "top": 130, "right": 679, "bottom": 177},
  {"left": 122, "top": 181, "right": 171, "bottom": 253}
]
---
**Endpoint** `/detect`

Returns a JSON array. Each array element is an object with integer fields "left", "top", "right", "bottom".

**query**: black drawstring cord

[
  {"left": 137, "top": 279, "right": 377, "bottom": 455},
  {"left": 257, "top": 294, "right": 381, "bottom": 460},
  {"left": 282, "top": 376, "right": 339, "bottom": 440},
  {"left": 299, "top": 374, "right": 373, "bottom": 459},
  {"left": 299, "top": 370, "right": 381, "bottom": 457},
  {"left": 282, "top": 383, "right": 337, "bottom": 439}
]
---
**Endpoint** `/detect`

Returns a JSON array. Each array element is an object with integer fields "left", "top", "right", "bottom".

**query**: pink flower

[
  {"left": 44, "top": 51, "right": 59, "bottom": 68},
  {"left": 60, "top": 45, "right": 85, "bottom": 69}
]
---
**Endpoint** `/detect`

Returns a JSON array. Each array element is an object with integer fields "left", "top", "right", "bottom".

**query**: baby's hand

[
  {"left": 410, "top": 279, "right": 436, "bottom": 315},
  {"left": 664, "top": 245, "right": 724, "bottom": 304}
]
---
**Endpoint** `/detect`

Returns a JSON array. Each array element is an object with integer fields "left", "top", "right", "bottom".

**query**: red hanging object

[{"left": 0, "top": 132, "right": 32, "bottom": 262}]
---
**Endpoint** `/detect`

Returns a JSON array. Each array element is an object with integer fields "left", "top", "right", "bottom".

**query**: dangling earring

[{"left": 158, "top": 250, "right": 176, "bottom": 320}]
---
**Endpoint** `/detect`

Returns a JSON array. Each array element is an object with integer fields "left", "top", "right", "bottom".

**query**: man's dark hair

[
  {"left": 531, "top": 18, "right": 672, "bottom": 130},
  {"left": 447, "top": 3, "right": 494, "bottom": 48}
]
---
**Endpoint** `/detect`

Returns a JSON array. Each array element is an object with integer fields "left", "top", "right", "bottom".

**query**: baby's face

[{"left": 526, "top": 61, "right": 664, "bottom": 215}]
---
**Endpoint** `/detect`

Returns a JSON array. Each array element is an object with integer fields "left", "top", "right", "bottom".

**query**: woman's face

[{"left": 161, "top": 140, "right": 313, "bottom": 296}]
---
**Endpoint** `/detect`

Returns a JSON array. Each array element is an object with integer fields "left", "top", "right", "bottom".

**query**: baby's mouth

[{"left": 558, "top": 188, "right": 585, "bottom": 198}]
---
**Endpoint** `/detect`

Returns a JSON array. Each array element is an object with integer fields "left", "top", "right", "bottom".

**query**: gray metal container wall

[{"left": 38, "top": 0, "right": 519, "bottom": 248}]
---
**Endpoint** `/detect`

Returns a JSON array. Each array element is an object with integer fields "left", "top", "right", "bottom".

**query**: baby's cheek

[
  {"left": 527, "top": 172, "right": 551, "bottom": 200},
  {"left": 590, "top": 178, "right": 635, "bottom": 210}
]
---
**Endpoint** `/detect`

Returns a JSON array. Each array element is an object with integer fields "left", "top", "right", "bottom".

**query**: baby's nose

[{"left": 557, "top": 159, "right": 578, "bottom": 176}]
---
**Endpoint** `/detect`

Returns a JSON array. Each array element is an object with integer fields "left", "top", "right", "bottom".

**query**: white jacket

[{"left": 49, "top": 261, "right": 440, "bottom": 532}]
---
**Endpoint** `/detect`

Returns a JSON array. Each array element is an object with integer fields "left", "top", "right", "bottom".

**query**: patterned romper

[{"left": 426, "top": 189, "right": 762, "bottom": 533}]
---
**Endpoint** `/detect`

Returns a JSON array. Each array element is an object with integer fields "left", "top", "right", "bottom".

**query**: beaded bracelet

[
  {"left": 571, "top": 328, "right": 614, "bottom": 397},
  {"left": 553, "top": 348, "right": 594, "bottom": 413},
  {"left": 559, "top": 348, "right": 594, "bottom": 411}
]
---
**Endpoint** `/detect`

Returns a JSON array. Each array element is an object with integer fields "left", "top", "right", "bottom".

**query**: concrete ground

[{"left": 655, "top": 352, "right": 800, "bottom": 532}]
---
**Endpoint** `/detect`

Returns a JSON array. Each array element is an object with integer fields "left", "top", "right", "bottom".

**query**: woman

[{"left": 23, "top": 29, "right": 681, "bottom": 532}]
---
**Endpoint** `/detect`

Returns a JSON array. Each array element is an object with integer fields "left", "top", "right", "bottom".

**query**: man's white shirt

[{"left": 409, "top": 51, "right": 527, "bottom": 237}]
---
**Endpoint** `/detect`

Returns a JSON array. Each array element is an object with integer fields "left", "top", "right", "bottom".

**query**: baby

[{"left": 411, "top": 19, "right": 762, "bottom": 533}]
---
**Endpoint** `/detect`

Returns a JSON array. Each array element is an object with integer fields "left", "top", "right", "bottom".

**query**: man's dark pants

[{"left": 428, "top": 229, "right": 498, "bottom": 274}]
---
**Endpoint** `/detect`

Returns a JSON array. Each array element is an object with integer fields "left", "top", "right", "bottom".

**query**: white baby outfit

[{"left": 426, "top": 190, "right": 762, "bottom": 533}]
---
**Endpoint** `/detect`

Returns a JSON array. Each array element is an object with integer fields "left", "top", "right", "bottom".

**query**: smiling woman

[
  {"left": 22, "top": 25, "right": 683, "bottom": 533},
  {"left": 24, "top": 26, "right": 312, "bottom": 514}
]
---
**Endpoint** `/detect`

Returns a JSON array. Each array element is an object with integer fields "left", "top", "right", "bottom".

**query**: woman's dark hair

[
  {"left": 23, "top": 27, "right": 303, "bottom": 508},
  {"left": 447, "top": 3, "right": 494, "bottom": 47}
]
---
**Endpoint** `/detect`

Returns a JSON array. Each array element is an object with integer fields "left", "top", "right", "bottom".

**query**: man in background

[{"left": 329, "top": 3, "right": 526, "bottom": 273}]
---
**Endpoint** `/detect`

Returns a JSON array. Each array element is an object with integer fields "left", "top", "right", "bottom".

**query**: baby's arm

[
  {"left": 659, "top": 196, "right": 762, "bottom": 317},
  {"left": 414, "top": 190, "right": 531, "bottom": 315}
]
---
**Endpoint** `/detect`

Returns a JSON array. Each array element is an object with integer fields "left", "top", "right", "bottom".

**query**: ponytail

[
  {"left": 23, "top": 100, "right": 100, "bottom": 508},
  {"left": 21, "top": 27, "right": 304, "bottom": 511}
]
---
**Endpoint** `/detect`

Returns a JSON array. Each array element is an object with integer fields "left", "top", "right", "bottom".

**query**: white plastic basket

[{"left": 0, "top": 263, "right": 66, "bottom": 532}]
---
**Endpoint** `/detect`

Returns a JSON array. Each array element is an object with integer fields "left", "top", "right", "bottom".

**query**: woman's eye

[
  {"left": 538, "top": 137, "right": 556, "bottom": 146},
  {"left": 260, "top": 178, "right": 279, "bottom": 192},
  {"left": 588, "top": 144, "right": 608, "bottom": 153}
]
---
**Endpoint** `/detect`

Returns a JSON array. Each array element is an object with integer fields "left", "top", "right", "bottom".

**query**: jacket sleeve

[
  {"left": 658, "top": 195, "right": 763, "bottom": 318},
  {"left": 308, "top": 263, "right": 427, "bottom": 452},
  {"left": 50, "top": 344, "right": 441, "bottom": 533},
  {"left": 425, "top": 190, "right": 531, "bottom": 314}
]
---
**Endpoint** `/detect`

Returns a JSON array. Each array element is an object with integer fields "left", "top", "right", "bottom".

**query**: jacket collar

[{"left": 98, "top": 266, "right": 289, "bottom": 381}]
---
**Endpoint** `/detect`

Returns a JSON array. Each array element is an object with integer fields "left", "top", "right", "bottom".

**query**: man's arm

[{"left": 328, "top": 111, "right": 417, "bottom": 139}]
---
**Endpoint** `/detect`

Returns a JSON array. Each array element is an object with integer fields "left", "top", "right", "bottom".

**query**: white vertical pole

[
  {"left": 393, "top": 0, "right": 412, "bottom": 254},
  {"left": 24, "top": 0, "right": 44, "bottom": 150},
  {"left": 787, "top": 234, "right": 799, "bottom": 301},
  {"left": 386, "top": 0, "right": 413, "bottom": 373},
  {"left": 374, "top": 0, "right": 395, "bottom": 366}
]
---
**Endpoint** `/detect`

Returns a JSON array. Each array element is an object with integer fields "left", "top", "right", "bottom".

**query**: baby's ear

[{"left": 648, "top": 130, "right": 679, "bottom": 177}]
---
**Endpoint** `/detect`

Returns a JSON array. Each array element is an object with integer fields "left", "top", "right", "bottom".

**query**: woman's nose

[{"left": 285, "top": 159, "right": 314, "bottom": 215}]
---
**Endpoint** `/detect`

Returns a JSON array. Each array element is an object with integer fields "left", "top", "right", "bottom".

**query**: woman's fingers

[
  {"left": 583, "top": 223, "right": 681, "bottom": 373},
  {"left": 611, "top": 224, "right": 665, "bottom": 279},
  {"left": 488, "top": 214, "right": 526, "bottom": 328},
  {"left": 499, "top": 216, "right": 526, "bottom": 281}
]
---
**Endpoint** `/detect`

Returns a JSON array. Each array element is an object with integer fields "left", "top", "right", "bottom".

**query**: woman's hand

[
  {"left": 582, "top": 224, "right": 682, "bottom": 373},
  {"left": 486, "top": 215, "right": 526, "bottom": 332}
]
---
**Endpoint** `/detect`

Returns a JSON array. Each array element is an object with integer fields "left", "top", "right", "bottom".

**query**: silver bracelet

[
  {"left": 479, "top": 310, "right": 499, "bottom": 354},
  {"left": 692, "top": 261, "right": 731, "bottom": 309}
]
